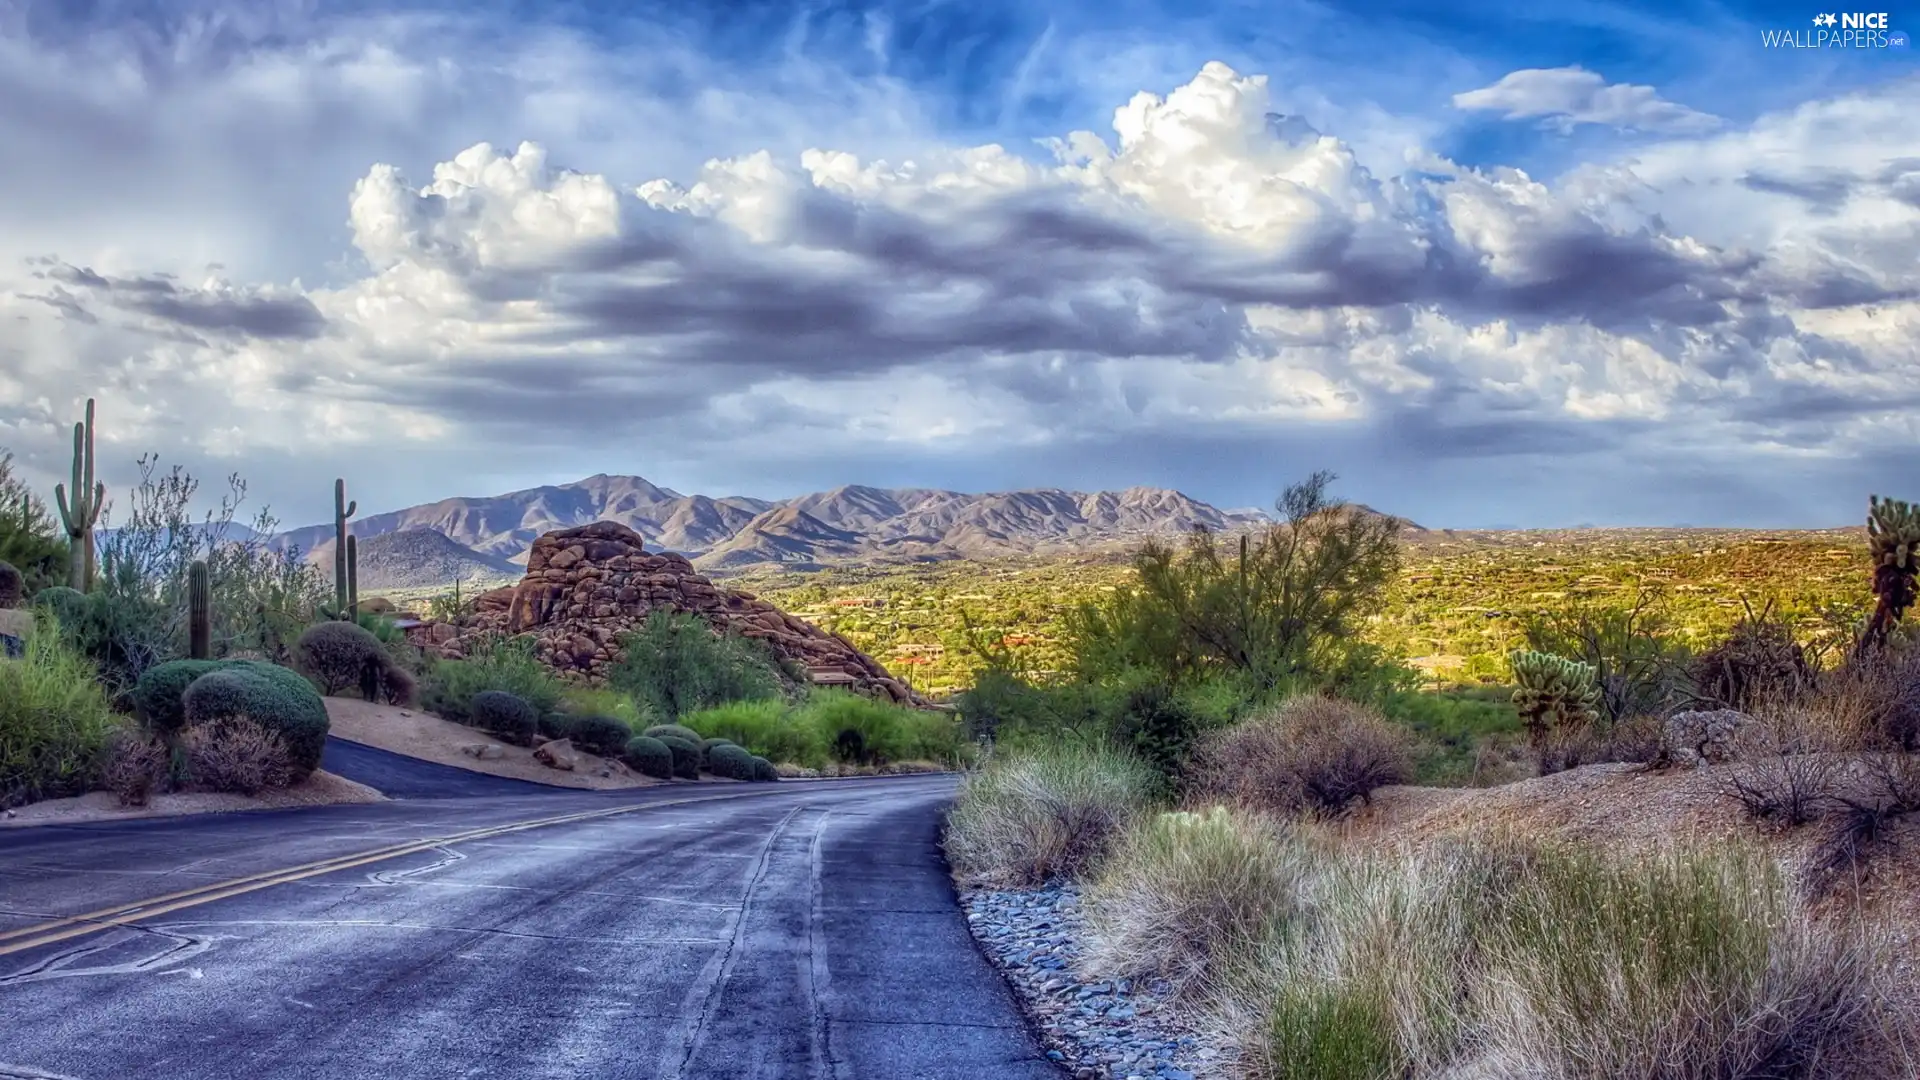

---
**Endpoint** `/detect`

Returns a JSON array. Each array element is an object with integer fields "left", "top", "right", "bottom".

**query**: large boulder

[{"left": 404, "top": 520, "right": 932, "bottom": 706}]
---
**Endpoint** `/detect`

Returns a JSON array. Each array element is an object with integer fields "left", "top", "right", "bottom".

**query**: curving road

[{"left": 0, "top": 766, "right": 1062, "bottom": 1080}]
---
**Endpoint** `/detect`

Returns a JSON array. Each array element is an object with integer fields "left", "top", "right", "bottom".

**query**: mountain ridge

[{"left": 263, "top": 474, "right": 1296, "bottom": 579}]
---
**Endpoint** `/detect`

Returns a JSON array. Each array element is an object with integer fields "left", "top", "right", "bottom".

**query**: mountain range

[{"left": 262, "top": 474, "right": 1291, "bottom": 581}]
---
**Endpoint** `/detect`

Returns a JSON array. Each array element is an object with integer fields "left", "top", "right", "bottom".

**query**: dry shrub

[
  {"left": 179, "top": 716, "right": 294, "bottom": 795},
  {"left": 943, "top": 741, "right": 1158, "bottom": 886},
  {"left": 101, "top": 729, "right": 169, "bottom": 807},
  {"left": 1081, "top": 806, "right": 1312, "bottom": 996},
  {"left": 1810, "top": 650, "right": 1920, "bottom": 752},
  {"left": 1807, "top": 752, "right": 1920, "bottom": 895},
  {"left": 1189, "top": 696, "right": 1412, "bottom": 818},
  {"left": 1687, "top": 612, "right": 1815, "bottom": 712},
  {"left": 1718, "top": 753, "right": 1845, "bottom": 827}
]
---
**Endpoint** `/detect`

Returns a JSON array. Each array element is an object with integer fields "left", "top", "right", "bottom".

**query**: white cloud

[
  {"left": 1453, "top": 66, "right": 1721, "bottom": 133},
  {"left": 2, "top": 10, "right": 1918, "bottom": 527}
]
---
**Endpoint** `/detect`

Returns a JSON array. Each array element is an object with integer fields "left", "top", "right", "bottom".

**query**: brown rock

[{"left": 533, "top": 739, "right": 578, "bottom": 771}]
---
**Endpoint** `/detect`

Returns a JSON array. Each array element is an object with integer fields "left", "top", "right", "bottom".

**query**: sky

[{"left": 0, "top": 0, "right": 1916, "bottom": 531}]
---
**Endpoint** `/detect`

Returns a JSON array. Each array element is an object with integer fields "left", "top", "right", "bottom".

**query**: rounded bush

[
  {"left": 469, "top": 690, "right": 537, "bottom": 744},
  {"left": 643, "top": 723, "right": 703, "bottom": 745},
  {"left": 749, "top": 756, "right": 778, "bottom": 782},
  {"left": 699, "top": 736, "right": 736, "bottom": 754},
  {"left": 706, "top": 743, "right": 756, "bottom": 780},
  {"left": 623, "top": 735, "right": 674, "bottom": 779},
  {"left": 294, "top": 620, "right": 387, "bottom": 696},
  {"left": 538, "top": 712, "right": 578, "bottom": 742},
  {"left": 133, "top": 658, "right": 234, "bottom": 735},
  {"left": 568, "top": 714, "right": 631, "bottom": 758},
  {"left": 656, "top": 736, "right": 702, "bottom": 779},
  {"left": 179, "top": 662, "right": 330, "bottom": 779},
  {"left": 0, "top": 560, "right": 22, "bottom": 608}
]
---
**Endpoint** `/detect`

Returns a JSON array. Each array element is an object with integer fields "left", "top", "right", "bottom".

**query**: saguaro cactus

[
  {"left": 1510, "top": 649, "right": 1602, "bottom": 746},
  {"left": 1860, "top": 494, "right": 1920, "bottom": 656},
  {"left": 188, "top": 558, "right": 212, "bottom": 659},
  {"left": 53, "top": 398, "right": 105, "bottom": 592},
  {"left": 333, "top": 478, "right": 356, "bottom": 615},
  {"left": 346, "top": 534, "right": 359, "bottom": 620}
]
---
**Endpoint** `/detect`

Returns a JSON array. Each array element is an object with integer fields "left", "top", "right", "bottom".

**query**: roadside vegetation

[
  {"left": 943, "top": 474, "right": 1920, "bottom": 1078},
  {"left": 0, "top": 400, "right": 969, "bottom": 813}
]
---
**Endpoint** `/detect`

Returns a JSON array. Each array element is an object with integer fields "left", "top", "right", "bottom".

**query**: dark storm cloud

[
  {"left": 1740, "top": 169, "right": 1856, "bottom": 213},
  {"left": 27, "top": 261, "right": 328, "bottom": 340}
]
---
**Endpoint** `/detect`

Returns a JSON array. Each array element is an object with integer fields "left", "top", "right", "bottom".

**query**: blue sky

[{"left": 1, "top": 0, "right": 1916, "bottom": 529}]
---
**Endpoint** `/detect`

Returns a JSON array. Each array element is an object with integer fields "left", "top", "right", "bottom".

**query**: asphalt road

[
  {"left": 0, "top": 771, "right": 1062, "bottom": 1080},
  {"left": 321, "top": 736, "right": 559, "bottom": 798}
]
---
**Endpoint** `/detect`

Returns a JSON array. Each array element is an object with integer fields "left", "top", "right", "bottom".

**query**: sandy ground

[
  {"left": 323, "top": 697, "right": 664, "bottom": 790},
  {"left": 2, "top": 770, "right": 386, "bottom": 829}
]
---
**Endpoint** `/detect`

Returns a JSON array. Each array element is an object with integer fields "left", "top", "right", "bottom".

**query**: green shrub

[
  {"left": 557, "top": 685, "right": 653, "bottom": 728},
  {"left": 623, "top": 736, "right": 673, "bottom": 779},
  {"left": 179, "top": 662, "right": 329, "bottom": 779},
  {"left": 795, "top": 690, "right": 965, "bottom": 765},
  {"left": 678, "top": 700, "right": 827, "bottom": 768},
  {"left": 0, "top": 614, "right": 127, "bottom": 807},
  {"left": 706, "top": 743, "right": 757, "bottom": 780},
  {"left": 749, "top": 755, "right": 777, "bottom": 782},
  {"left": 608, "top": 610, "right": 786, "bottom": 718},
  {"left": 642, "top": 723, "right": 703, "bottom": 745},
  {"left": 1380, "top": 686, "right": 1524, "bottom": 785},
  {"left": 567, "top": 714, "right": 631, "bottom": 758},
  {"left": 538, "top": 712, "right": 577, "bottom": 742},
  {"left": 1189, "top": 696, "right": 1413, "bottom": 818},
  {"left": 294, "top": 620, "right": 388, "bottom": 695},
  {"left": 134, "top": 658, "right": 234, "bottom": 735},
  {"left": 944, "top": 741, "right": 1161, "bottom": 887},
  {"left": 420, "top": 636, "right": 564, "bottom": 723},
  {"left": 656, "top": 736, "right": 701, "bottom": 779},
  {"left": 1082, "top": 806, "right": 1311, "bottom": 997},
  {"left": 468, "top": 690, "right": 538, "bottom": 745},
  {"left": 699, "top": 736, "right": 735, "bottom": 753},
  {"left": 31, "top": 585, "right": 88, "bottom": 628}
]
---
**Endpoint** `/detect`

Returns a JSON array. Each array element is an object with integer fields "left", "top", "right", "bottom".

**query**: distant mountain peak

[{"left": 267, "top": 474, "right": 1363, "bottom": 575}]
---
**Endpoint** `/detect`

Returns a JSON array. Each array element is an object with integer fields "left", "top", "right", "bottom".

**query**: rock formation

[{"left": 404, "top": 521, "right": 930, "bottom": 707}]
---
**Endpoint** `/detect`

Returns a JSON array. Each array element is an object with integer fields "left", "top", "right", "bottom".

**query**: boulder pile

[{"left": 404, "top": 521, "right": 930, "bottom": 706}]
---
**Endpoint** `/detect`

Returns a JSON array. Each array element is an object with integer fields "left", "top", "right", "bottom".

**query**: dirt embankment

[
  {"left": 3, "top": 771, "right": 385, "bottom": 829},
  {"left": 322, "top": 697, "right": 665, "bottom": 790}
]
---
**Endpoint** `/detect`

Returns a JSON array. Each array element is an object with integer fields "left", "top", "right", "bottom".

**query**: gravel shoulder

[
  {"left": 323, "top": 696, "right": 664, "bottom": 790},
  {"left": 2, "top": 770, "right": 385, "bottom": 828}
]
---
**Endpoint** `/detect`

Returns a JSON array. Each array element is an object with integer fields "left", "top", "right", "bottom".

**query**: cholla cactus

[
  {"left": 1510, "top": 649, "right": 1602, "bottom": 744},
  {"left": 1861, "top": 495, "right": 1920, "bottom": 655}
]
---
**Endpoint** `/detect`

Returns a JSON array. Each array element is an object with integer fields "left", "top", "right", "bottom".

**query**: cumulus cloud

[
  {"left": 3, "top": 9, "right": 1918, "bottom": 527},
  {"left": 1453, "top": 67, "right": 1721, "bottom": 133}
]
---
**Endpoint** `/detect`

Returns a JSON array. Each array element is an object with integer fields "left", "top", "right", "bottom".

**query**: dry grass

[
  {"left": 943, "top": 741, "right": 1158, "bottom": 887},
  {"left": 1205, "top": 837, "right": 1892, "bottom": 1080},
  {"left": 100, "top": 728, "right": 169, "bottom": 808},
  {"left": 1081, "top": 806, "right": 1312, "bottom": 997},
  {"left": 1188, "top": 696, "right": 1413, "bottom": 819},
  {"left": 179, "top": 717, "right": 294, "bottom": 796}
]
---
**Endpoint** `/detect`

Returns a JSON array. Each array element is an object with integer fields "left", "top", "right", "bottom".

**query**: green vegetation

[
  {"left": 608, "top": 611, "right": 786, "bottom": 718},
  {"left": 468, "top": 689, "right": 538, "bottom": 745},
  {"left": 565, "top": 714, "right": 631, "bottom": 758},
  {"left": 420, "top": 635, "right": 566, "bottom": 723},
  {"left": 944, "top": 741, "right": 1160, "bottom": 886},
  {"left": 623, "top": 735, "right": 673, "bottom": 778},
  {"left": 0, "top": 613, "right": 125, "bottom": 807},
  {"left": 175, "top": 661, "right": 329, "bottom": 779}
]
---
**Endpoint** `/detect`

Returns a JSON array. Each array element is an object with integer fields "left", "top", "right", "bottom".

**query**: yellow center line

[{"left": 0, "top": 791, "right": 752, "bottom": 959}]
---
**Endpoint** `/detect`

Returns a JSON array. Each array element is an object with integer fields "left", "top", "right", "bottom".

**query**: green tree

[
  {"left": 0, "top": 451, "right": 68, "bottom": 595},
  {"left": 1063, "top": 471, "right": 1403, "bottom": 696}
]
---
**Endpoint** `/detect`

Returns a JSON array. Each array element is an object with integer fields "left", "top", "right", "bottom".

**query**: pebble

[{"left": 957, "top": 884, "right": 1232, "bottom": 1080}]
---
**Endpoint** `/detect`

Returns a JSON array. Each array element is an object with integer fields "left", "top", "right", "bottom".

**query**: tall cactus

[
  {"left": 53, "top": 398, "right": 104, "bottom": 592},
  {"left": 1510, "top": 649, "right": 1602, "bottom": 746},
  {"left": 333, "top": 478, "right": 356, "bottom": 615},
  {"left": 188, "top": 558, "right": 211, "bottom": 659},
  {"left": 345, "top": 534, "right": 359, "bottom": 620},
  {"left": 1860, "top": 494, "right": 1920, "bottom": 656}
]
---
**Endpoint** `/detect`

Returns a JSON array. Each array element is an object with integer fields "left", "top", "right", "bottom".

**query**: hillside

[
  {"left": 309, "top": 527, "right": 522, "bottom": 590},
  {"left": 267, "top": 475, "right": 1275, "bottom": 571}
]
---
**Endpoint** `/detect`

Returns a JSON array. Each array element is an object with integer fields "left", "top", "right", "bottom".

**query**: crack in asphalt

[
  {"left": 0, "top": 923, "right": 210, "bottom": 986},
  {"left": 807, "top": 810, "right": 838, "bottom": 1080},
  {"left": 665, "top": 804, "right": 813, "bottom": 1080}
]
